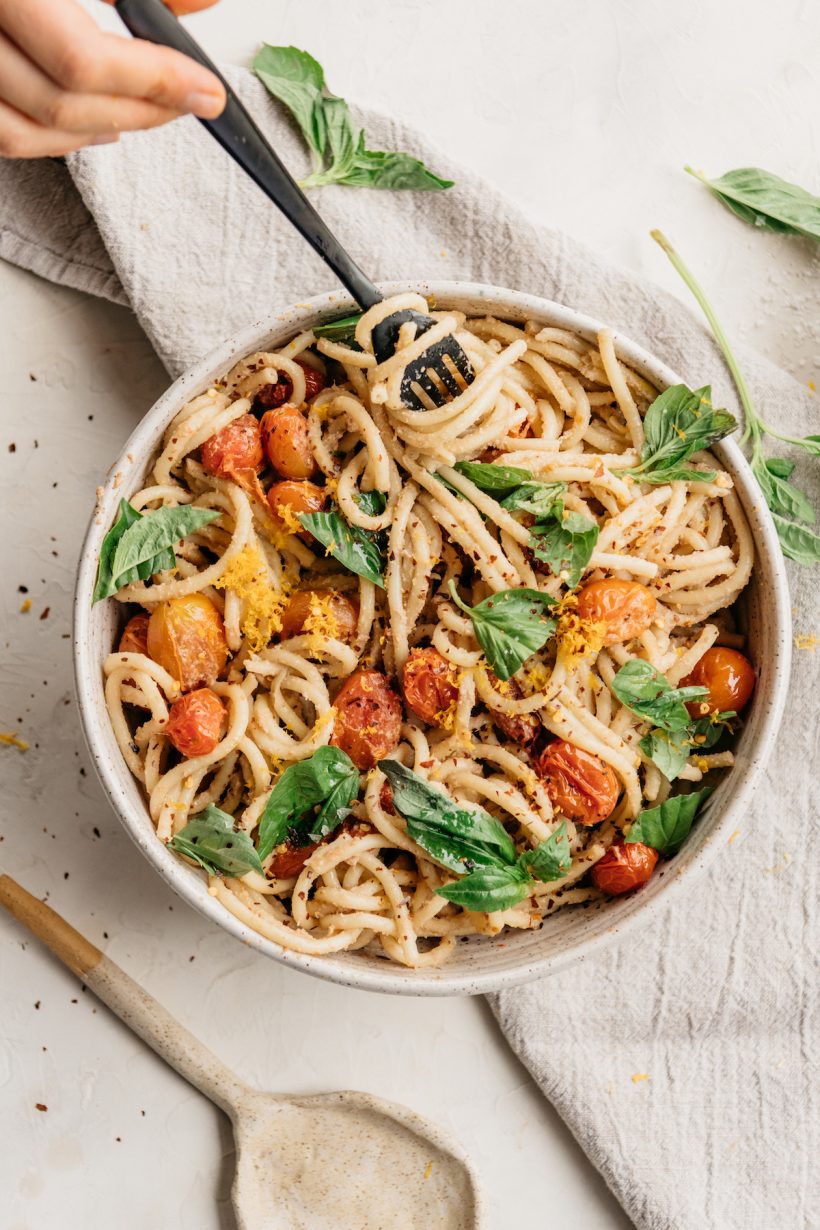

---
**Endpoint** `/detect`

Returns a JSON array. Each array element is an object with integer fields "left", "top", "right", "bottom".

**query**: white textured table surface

[{"left": 1, "top": 3, "right": 817, "bottom": 1228}]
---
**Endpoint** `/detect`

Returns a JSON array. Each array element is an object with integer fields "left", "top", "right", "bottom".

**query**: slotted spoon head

[
  {"left": 370, "top": 309, "right": 475, "bottom": 411},
  {"left": 230, "top": 1089, "right": 484, "bottom": 1230}
]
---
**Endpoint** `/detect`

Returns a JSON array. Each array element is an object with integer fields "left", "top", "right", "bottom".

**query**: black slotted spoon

[{"left": 114, "top": 0, "right": 474, "bottom": 412}]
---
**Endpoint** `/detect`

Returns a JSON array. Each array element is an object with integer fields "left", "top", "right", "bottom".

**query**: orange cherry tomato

[
  {"left": 260, "top": 405, "right": 317, "bottom": 480},
  {"left": 280, "top": 589, "right": 359, "bottom": 643},
  {"left": 401, "top": 648, "right": 460, "bottom": 726},
  {"left": 147, "top": 594, "right": 229, "bottom": 692},
  {"left": 683, "top": 646, "right": 755, "bottom": 717},
  {"left": 576, "top": 579, "right": 657, "bottom": 646},
  {"left": 118, "top": 612, "right": 149, "bottom": 657},
  {"left": 591, "top": 840, "right": 658, "bottom": 895},
  {"left": 533, "top": 739, "right": 620, "bottom": 826},
  {"left": 255, "top": 357, "right": 327, "bottom": 409},
  {"left": 485, "top": 670, "right": 540, "bottom": 747},
  {"left": 201, "top": 413, "right": 263, "bottom": 483},
  {"left": 330, "top": 670, "right": 402, "bottom": 770},
  {"left": 164, "top": 687, "right": 226, "bottom": 757},
  {"left": 267, "top": 479, "right": 327, "bottom": 539}
]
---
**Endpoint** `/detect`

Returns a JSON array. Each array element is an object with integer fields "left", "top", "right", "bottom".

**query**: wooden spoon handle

[{"left": 0, "top": 874, "right": 242, "bottom": 1115}]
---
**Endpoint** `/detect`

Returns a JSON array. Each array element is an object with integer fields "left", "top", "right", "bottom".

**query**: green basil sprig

[
  {"left": 685, "top": 165, "right": 820, "bottom": 241},
  {"left": 93, "top": 499, "right": 220, "bottom": 603},
  {"left": 611, "top": 660, "right": 708, "bottom": 733},
  {"left": 452, "top": 460, "right": 565, "bottom": 518},
  {"left": 169, "top": 804, "right": 264, "bottom": 878},
  {"left": 314, "top": 313, "right": 362, "bottom": 346},
  {"left": 652, "top": 230, "right": 820, "bottom": 564},
  {"left": 379, "top": 760, "right": 571, "bottom": 912},
  {"left": 626, "top": 787, "right": 712, "bottom": 855},
  {"left": 253, "top": 46, "right": 452, "bottom": 192},
  {"left": 448, "top": 581, "right": 557, "bottom": 681},
  {"left": 299, "top": 506, "right": 386, "bottom": 588},
  {"left": 256, "top": 746, "right": 359, "bottom": 863},
  {"left": 639, "top": 708, "right": 736, "bottom": 782},
  {"left": 620, "top": 384, "right": 737, "bottom": 485},
  {"left": 529, "top": 507, "right": 600, "bottom": 588}
]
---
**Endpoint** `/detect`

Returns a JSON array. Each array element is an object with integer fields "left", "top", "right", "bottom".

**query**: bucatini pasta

[{"left": 96, "top": 293, "right": 756, "bottom": 969}]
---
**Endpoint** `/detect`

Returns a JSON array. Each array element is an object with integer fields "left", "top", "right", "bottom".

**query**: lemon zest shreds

[
  {"left": 276, "top": 503, "right": 304, "bottom": 536},
  {"left": 794, "top": 633, "right": 817, "bottom": 652},
  {"left": 555, "top": 607, "right": 606, "bottom": 670},
  {"left": 522, "top": 661, "right": 551, "bottom": 694},
  {"left": 214, "top": 544, "right": 289, "bottom": 652},
  {"left": 0, "top": 731, "right": 29, "bottom": 751},
  {"left": 304, "top": 592, "right": 341, "bottom": 652}
]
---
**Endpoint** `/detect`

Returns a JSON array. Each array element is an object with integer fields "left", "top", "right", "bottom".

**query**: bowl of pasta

[{"left": 74, "top": 283, "right": 791, "bottom": 994}]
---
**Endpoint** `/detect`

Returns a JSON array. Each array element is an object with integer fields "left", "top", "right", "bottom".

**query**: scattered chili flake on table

[{"left": 35, "top": 1103, "right": 48, "bottom": 1112}]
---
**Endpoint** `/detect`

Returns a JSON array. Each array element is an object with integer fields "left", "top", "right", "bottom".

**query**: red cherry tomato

[
  {"left": 260, "top": 406, "right": 317, "bottom": 480},
  {"left": 118, "top": 613, "right": 149, "bottom": 657},
  {"left": 164, "top": 688, "right": 226, "bottom": 757},
  {"left": 591, "top": 841, "right": 658, "bottom": 895},
  {"left": 201, "top": 413, "right": 263, "bottom": 483},
  {"left": 683, "top": 647, "right": 755, "bottom": 716},
  {"left": 401, "top": 648, "right": 460, "bottom": 726},
  {"left": 269, "top": 840, "right": 319, "bottom": 880},
  {"left": 255, "top": 357, "right": 327, "bottom": 409},
  {"left": 576, "top": 579, "right": 657, "bottom": 646},
  {"left": 485, "top": 671, "right": 540, "bottom": 747},
  {"left": 533, "top": 739, "right": 620, "bottom": 825},
  {"left": 379, "top": 781, "right": 396, "bottom": 814},
  {"left": 330, "top": 670, "right": 402, "bottom": 770},
  {"left": 147, "top": 594, "right": 229, "bottom": 692}
]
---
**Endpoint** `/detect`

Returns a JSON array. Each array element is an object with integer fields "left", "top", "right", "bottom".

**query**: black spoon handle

[{"left": 114, "top": 0, "right": 382, "bottom": 311}]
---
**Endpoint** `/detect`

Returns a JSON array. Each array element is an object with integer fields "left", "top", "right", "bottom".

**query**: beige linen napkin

[{"left": 1, "top": 67, "right": 816, "bottom": 1230}]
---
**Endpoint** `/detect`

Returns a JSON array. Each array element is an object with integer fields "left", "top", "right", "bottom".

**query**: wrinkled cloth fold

[{"left": 1, "top": 65, "right": 816, "bottom": 1230}]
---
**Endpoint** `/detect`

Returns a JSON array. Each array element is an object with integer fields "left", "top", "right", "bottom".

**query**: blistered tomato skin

[
  {"left": 118, "top": 613, "right": 150, "bottom": 657},
  {"left": 269, "top": 841, "right": 319, "bottom": 880},
  {"left": 280, "top": 589, "right": 359, "bottom": 642},
  {"left": 164, "top": 688, "right": 226, "bottom": 757},
  {"left": 260, "top": 406, "right": 317, "bottom": 480},
  {"left": 255, "top": 358, "right": 327, "bottom": 410},
  {"left": 267, "top": 479, "right": 327, "bottom": 539},
  {"left": 330, "top": 670, "right": 402, "bottom": 770},
  {"left": 485, "top": 671, "right": 541, "bottom": 747},
  {"left": 576, "top": 579, "right": 657, "bottom": 646},
  {"left": 401, "top": 648, "right": 460, "bottom": 726},
  {"left": 201, "top": 413, "right": 264, "bottom": 482},
  {"left": 683, "top": 647, "right": 755, "bottom": 716},
  {"left": 591, "top": 841, "right": 658, "bottom": 894},
  {"left": 147, "top": 594, "right": 229, "bottom": 692},
  {"left": 534, "top": 739, "right": 620, "bottom": 825}
]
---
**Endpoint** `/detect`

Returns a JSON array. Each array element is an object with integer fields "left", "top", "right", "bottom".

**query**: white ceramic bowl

[{"left": 74, "top": 282, "right": 792, "bottom": 996}]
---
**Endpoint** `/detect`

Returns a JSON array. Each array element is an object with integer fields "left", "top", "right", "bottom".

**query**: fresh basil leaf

[
  {"left": 624, "top": 384, "right": 737, "bottom": 483},
  {"left": 529, "top": 509, "right": 599, "bottom": 589},
  {"left": 771, "top": 513, "right": 820, "bottom": 565},
  {"left": 626, "top": 787, "right": 713, "bottom": 855},
  {"left": 639, "top": 729, "right": 691, "bottom": 782},
  {"left": 689, "top": 710, "right": 736, "bottom": 750},
  {"left": 752, "top": 455, "right": 815, "bottom": 523},
  {"left": 94, "top": 500, "right": 145, "bottom": 603},
  {"left": 764, "top": 457, "right": 796, "bottom": 480},
  {"left": 169, "top": 804, "right": 264, "bottom": 878},
  {"left": 436, "top": 864, "right": 531, "bottom": 912},
  {"left": 340, "top": 148, "right": 453, "bottom": 191},
  {"left": 257, "top": 747, "right": 359, "bottom": 861},
  {"left": 355, "top": 490, "right": 388, "bottom": 517},
  {"left": 323, "top": 94, "right": 356, "bottom": 176},
  {"left": 378, "top": 760, "right": 517, "bottom": 872},
  {"left": 453, "top": 461, "right": 534, "bottom": 495},
  {"left": 448, "top": 582, "right": 557, "bottom": 681},
  {"left": 500, "top": 481, "right": 565, "bottom": 518},
  {"left": 110, "top": 505, "right": 220, "bottom": 587},
  {"left": 299, "top": 508, "right": 385, "bottom": 587},
  {"left": 519, "top": 821, "right": 572, "bottom": 882},
  {"left": 686, "top": 166, "right": 820, "bottom": 241},
  {"left": 253, "top": 45, "right": 328, "bottom": 156},
  {"left": 611, "top": 660, "right": 708, "bottom": 732},
  {"left": 314, "top": 313, "right": 363, "bottom": 345}
]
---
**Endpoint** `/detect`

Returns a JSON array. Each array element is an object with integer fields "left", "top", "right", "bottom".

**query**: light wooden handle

[{"left": 0, "top": 873, "right": 242, "bottom": 1115}]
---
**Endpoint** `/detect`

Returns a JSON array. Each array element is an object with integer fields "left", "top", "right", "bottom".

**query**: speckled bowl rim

[{"left": 73, "top": 281, "right": 792, "bottom": 997}]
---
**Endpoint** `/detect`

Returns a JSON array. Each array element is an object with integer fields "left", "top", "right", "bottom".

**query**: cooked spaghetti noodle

[{"left": 100, "top": 293, "right": 754, "bottom": 968}]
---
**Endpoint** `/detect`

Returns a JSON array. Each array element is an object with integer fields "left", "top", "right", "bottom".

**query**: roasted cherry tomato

[
  {"left": 201, "top": 413, "right": 264, "bottom": 483},
  {"left": 260, "top": 405, "right": 317, "bottom": 480},
  {"left": 118, "top": 612, "right": 149, "bottom": 657},
  {"left": 280, "top": 589, "right": 359, "bottom": 643},
  {"left": 485, "top": 671, "right": 540, "bottom": 747},
  {"left": 591, "top": 840, "right": 658, "bottom": 895},
  {"left": 533, "top": 739, "right": 620, "bottom": 825},
  {"left": 330, "top": 670, "right": 402, "bottom": 770},
  {"left": 269, "top": 840, "right": 319, "bottom": 880},
  {"left": 576, "top": 579, "right": 657, "bottom": 646},
  {"left": 147, "top": 593, "right": 229, "bottom": 692},
  {"left": 683, "top": 647, "right": 755, "bottom": 716},
  {"left": 267, "top": 479, "right": 327, "bottom": 539},
  {"left": 164, "top": 687, "right": 226, "bottom": 757},
  {"left": 255, "top": 357, "right": 327, "bottom": 410},
  {"left": 401, "top": 648, "right": 460, "bottom": 726},
  {"left": 379, "top": 781, "right": 396, "bottom": 814}
]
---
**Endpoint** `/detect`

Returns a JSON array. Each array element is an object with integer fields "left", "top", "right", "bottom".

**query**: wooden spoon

[{"left": 0, "top": 874, "right": 485, "bottom": 1230}]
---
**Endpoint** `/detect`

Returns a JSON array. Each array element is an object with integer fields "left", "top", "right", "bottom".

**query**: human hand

[{"left": 0, "top": 0, "right": 226, "bottom": 158}]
